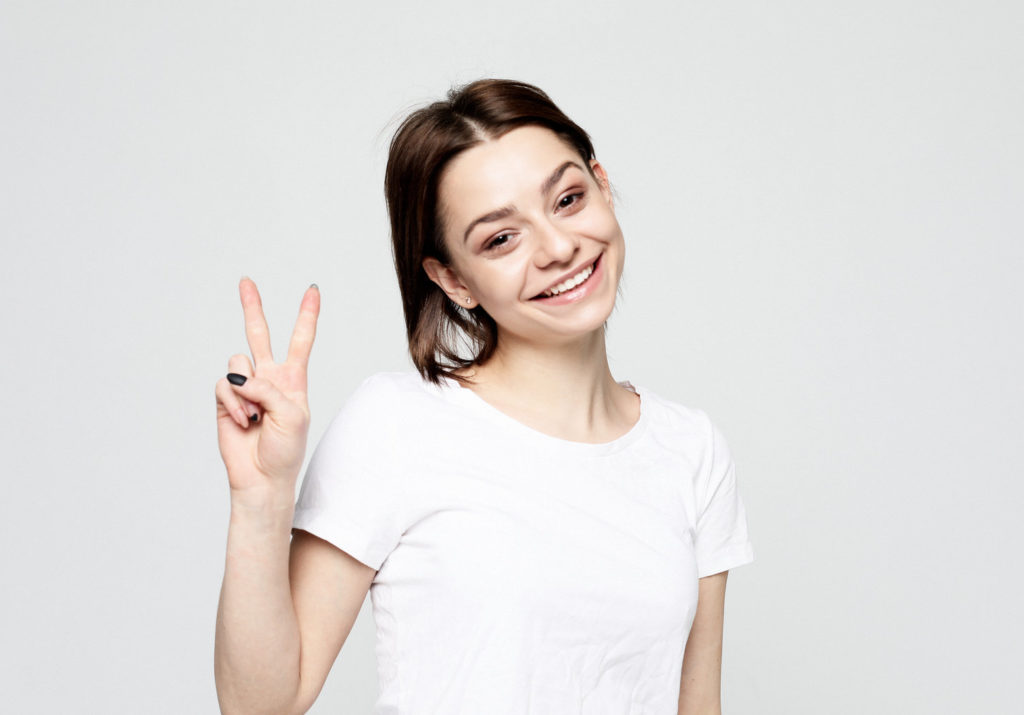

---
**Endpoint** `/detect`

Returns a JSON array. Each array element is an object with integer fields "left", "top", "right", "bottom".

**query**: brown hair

[{"left": 384, "top": 78, "right": 600, "bottom": 387}]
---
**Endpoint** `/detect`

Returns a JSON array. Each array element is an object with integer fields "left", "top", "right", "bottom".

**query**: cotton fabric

[{"left": 292, "top": 370, "right": 754, "bottom": 714}]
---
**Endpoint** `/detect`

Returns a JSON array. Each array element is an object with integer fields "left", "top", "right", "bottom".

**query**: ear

[
  {"left": 589, "top": 159, "right": 613, "bottom": 210},
  {"left": 422, "top": 256, "right": 476, "bottom": 307}
]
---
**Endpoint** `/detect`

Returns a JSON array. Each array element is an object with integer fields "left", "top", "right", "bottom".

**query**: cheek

[
  {"left": 483, "top": 259, "right": 532, "bottom": 300},
  {"left": 585, "top": 205, "right": 621, "bottom": 239}
]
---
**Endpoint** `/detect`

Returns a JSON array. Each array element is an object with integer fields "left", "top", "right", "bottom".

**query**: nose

[{"left": 532, "top": 217, "right": 579, "bottom": 268}]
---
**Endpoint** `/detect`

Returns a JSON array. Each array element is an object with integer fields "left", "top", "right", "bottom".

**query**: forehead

[{"left": 438, "top": 125, "right": 582, "bottom": 225}]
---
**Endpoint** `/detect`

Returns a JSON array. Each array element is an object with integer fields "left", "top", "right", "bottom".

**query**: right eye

[{"left": 485, "top": 233, "right": 514, "bottom": 252}]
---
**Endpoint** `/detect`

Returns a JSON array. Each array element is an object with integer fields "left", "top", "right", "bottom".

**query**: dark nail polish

[
  {"left": 227, "top": 373, "right": 247, "bottom": 386},
  {"left": 250, "top": 412, "right": 259, "bottom": 422}
]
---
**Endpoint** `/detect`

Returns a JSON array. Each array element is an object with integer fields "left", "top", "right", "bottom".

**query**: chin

[{"left": 536, "top": 301, "right": 619, "bottom": 341}]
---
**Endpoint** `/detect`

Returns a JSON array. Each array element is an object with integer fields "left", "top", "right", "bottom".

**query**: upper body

[
  {"left": 215, "top": 78, "right": 755, "bottom": 715},
  {"left": 291, "top": 368, "right": 754, "bottom": 713}
]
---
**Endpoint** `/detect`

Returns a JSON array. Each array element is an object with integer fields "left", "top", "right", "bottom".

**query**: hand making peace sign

[{"left": 214, "top": 278, "right": 321, "bottom": 504}]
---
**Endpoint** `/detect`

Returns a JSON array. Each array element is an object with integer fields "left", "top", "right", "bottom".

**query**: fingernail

[
  {"left": 227, "top": 373, "right": 247, "bottom": 386},
  {"left": 310, "top": 283, "right": 318, "bottom": 290}
]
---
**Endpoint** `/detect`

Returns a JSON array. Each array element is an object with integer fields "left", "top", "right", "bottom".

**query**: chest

[{"left": 379, "top": 445, "right": 701, "bottom": 640}]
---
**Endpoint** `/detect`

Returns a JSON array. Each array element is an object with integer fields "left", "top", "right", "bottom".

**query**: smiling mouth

[{"left": 530, "top": 254, "right": 601, "bottom": 300}]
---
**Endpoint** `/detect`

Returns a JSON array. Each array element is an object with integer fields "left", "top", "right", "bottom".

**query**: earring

[{"left": 465, "top": 296, "right": 472, "bottom": 304}]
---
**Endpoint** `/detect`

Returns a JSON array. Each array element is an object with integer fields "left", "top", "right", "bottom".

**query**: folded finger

[
  {"left": 227, "top": 354, "right": 260, "bottom": 422},
  {"left": 216, "top": 376, "right": 253, "bottom": 429},
  {"left": 226, "top": 374, "right": 300, "bottom": 426}
]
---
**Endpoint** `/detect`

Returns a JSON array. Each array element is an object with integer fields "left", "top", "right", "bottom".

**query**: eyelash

[{"left": 484, "top": 191, "right": 586, "bottom": 252}]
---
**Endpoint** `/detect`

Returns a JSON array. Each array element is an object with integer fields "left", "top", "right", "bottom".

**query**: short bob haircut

[{"left": 385, "top": 78, "right": 601, "bottom": 387}]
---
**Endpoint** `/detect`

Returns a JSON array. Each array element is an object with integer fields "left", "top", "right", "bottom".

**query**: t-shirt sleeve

[
  {"left": 292, "top": 374, "right": 406, "bottom": 571},
  {"left": 693, "top": 412, "right": 755, "bottom": 578}
]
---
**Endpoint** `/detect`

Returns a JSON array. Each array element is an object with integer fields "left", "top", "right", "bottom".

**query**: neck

[{"left": 457, "top": 325, "right": 636, "bottom": 441}]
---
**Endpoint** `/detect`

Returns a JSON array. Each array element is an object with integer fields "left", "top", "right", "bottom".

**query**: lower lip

[{"left": 530, "top": 253, "right": 604, "bottom": 306}]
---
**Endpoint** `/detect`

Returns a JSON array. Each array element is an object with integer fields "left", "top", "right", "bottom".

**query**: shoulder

[
  {"left": 321, "top": 369, "right": 436, "bottom": 442},
  {"left": 636, "top": 383, "right": 720, "bottom": 461},
  {"left": 637, "top": 383, "right": 714, "bottom": 436},
  {"left": 347, "top": 369, "right": 429, "bottom": 405}
]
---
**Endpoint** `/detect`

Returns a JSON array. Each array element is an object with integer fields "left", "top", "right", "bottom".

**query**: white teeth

[{"left": 542, "top": 261, "right": 595, "bottom": 297}]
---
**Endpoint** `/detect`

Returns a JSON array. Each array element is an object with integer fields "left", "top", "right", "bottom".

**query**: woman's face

[{"left": 425, "top": 125, "right": 625, "bottom": 347}]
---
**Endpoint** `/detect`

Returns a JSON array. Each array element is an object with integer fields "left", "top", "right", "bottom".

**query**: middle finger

[{"left": 239, "top": 277, "right": 274, "bottom": 367}]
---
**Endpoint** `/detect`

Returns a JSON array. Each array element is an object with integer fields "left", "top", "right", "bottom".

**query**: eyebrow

[{"left": 462, "top": 160, "right": 585, "bottom": 244}]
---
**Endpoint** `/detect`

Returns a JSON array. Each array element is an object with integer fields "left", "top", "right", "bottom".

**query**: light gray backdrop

[{"left": 2, "top": 1, "right": 1021, "bottom": 712}]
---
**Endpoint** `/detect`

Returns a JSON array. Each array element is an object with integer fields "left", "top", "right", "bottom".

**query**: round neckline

[{"left": 423, "top": 373, "right": 650, "bottom": 456}]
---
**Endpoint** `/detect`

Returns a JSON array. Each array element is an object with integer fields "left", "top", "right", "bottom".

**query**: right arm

[
  {"left": 215, "top": 499, "right": 375, "bottom": 715},
  {"left": 212, "top": 278, "right": 376, "bottom": 715}
]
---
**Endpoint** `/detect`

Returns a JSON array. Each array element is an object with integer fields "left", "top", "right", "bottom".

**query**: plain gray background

[{"left": 2, "top": 1, "right": 1021, "bottom": 712}]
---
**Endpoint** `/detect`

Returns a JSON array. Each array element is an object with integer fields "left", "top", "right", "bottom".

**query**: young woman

[{"left": 213, "top": 79, "right": 754, "bottom": 714}]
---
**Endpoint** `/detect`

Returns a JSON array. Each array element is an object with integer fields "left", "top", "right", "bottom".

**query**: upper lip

[{"left": 533, "top": 254, "right": 601, "bottom": 298}]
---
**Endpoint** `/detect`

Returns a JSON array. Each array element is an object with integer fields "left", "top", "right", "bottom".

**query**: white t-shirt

[{"left": 292, "top": 370, "right": 754, "bottom": 714}]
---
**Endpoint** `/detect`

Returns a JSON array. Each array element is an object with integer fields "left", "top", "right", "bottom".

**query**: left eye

[{"left": 558, "top": 192, "right": 583, "bottom": 209}]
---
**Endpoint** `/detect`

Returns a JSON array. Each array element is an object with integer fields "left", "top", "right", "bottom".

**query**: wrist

[{"left": 229, "top": 484, "right": 296, "bottom": 516}]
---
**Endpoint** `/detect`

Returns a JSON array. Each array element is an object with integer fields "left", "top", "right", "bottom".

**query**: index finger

[
  {"left": 239, "top": 277, "right": 274, "bottom": 366},
  {"left": 286, "top": 283, "right": 320, "bottom": 369}
]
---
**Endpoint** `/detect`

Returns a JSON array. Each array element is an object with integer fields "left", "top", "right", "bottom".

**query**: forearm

[
  {"left": 678, "top": 571, "right": 727, "bottom": 714},
  {"left": 675, "top": 631, "right": 724, "bottom": 712},
  {"left": 215, "top": 496, "right": 301, "bottom": 715},
  {"left": 678, "top": 669, "right": 722, "bottom": 715},
  {"left": 678, "top": 634, "right": 722, "bottom": 715}
]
